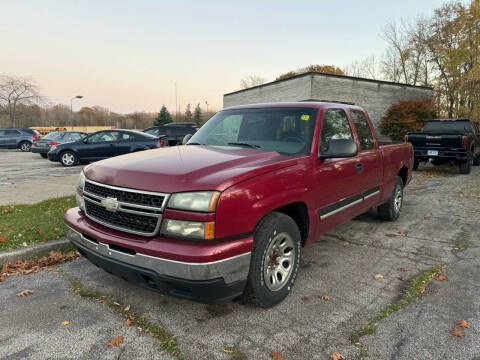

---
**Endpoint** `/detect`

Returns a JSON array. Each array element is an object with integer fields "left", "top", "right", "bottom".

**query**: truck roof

[{"left": 223, "top": 101, "right": 365, "bottom": 112}]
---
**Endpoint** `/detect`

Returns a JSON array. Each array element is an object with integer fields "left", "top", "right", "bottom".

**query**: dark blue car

[
  {"left": 47, "top": 129, "right": 164, "bottom": 166},
  {"left": 0, "top": 128, "right": 41, "bottom": 152}
]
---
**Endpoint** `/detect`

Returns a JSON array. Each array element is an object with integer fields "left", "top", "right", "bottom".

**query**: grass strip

[{"left": 0, "top": 195, "right": 75, "bottom": 251}]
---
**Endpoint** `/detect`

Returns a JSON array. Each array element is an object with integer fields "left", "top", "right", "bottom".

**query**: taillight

[
  {"left": 49, "top": 141, "right": 59, "bottom": 146},
  {"left": 32, "top": 134, "right": 39, "bottom": 140},
  {"left": 159, "top": 141, "right": 165, "bottom": 147},
  {"left": 461, "top": 136, "right": 468, "bottom": 148}
]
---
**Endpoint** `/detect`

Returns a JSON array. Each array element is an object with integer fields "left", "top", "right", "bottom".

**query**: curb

[{"left": 0, "top": 238, "right": 72, "bottom": 265}]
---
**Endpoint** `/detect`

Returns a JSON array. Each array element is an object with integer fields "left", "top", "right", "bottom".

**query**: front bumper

[
  {"left": 65, "top": 209, "right": 252, "bottom": 303},
  {"left": 47, "top": 151, "right": 60, "bottom": 162}
]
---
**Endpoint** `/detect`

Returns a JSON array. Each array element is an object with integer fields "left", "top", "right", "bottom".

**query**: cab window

[
  {"left": 351, "top": 110, "right": 375, "bottom": 151},
  {"left": 319, "top": 109, "right": 353, "bottom": 153}
]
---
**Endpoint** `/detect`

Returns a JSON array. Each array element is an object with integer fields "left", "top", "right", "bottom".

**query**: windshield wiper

[{"left": 227, "top": 142, "right": 262, "bottom": 149}]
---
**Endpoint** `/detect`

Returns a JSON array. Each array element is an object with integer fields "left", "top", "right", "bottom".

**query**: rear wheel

[
  {"left": 459, "top": 154, "right": 473, "bottom": 174},
  {"left": 413, "top": 159, "right": 419, "bottom": 171},
  {"left": 378, "top": 176, "right": 404, "bottom": 221},
  {"left": 40, "top": 153, "right": 48, "bottom": 158},
  {"left": 242, "top": 212, "right": 301, "bottom": 308},
  {"left": 19, "top": 141, "right": 31, "bottom": 152},
  {"left": 60, "top": 151, "right": 78, "bottom": 167}
]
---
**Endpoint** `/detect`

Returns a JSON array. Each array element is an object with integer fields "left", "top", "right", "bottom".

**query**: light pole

[
  {"left": 70, "top": 95, "right": 83, "bottom": 130},
  {"left": 205, "top": 101, "right": 209, "bottom": 118}
]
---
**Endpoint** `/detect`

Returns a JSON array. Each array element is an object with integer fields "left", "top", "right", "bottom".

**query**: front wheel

[
  {"left": 19, "top": 141, "right": 31, "bottom": 152},
  {"left": 377, "top": 176, "right": 404, "bottom": 221},
  {"left": 459, "top": 156, "right": 472, "bottom": 174},
  {"left": 60, "top": 151, "right": 78, "bottom": 167},
  {"left": 413, "top": 159, "right": 419, "bottom": 171},
  {"left": 242, "top": 212, "right": 301, "bottom": 308}
]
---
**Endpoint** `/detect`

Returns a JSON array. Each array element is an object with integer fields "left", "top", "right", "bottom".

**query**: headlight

[
  {"left": 162, "top": 219, "right": 215, "bottom": 240},
  {"left": 77, "top": 171, "right": 86, "bottom": 190},
  {"left": 168, "top": 191, "right": 220, "bottom": 212}
]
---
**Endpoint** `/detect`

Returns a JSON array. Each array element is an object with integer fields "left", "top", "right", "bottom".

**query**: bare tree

[
  {"left": 0, "top": 75, "right": 42, "bottom": 127},
  {"left": 344, "top": 55, "right": 378, "bottom": 79},
  {"left": 240, "top": 75, "right": 266, "bottom": 89}
]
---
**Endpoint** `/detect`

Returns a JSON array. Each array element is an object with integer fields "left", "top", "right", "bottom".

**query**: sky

[{"left": 0, "top": 0, "right": 461, "bottom": 114}]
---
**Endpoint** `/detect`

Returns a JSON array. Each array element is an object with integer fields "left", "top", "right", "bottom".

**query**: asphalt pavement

[{"left": 0, "top": 163, "right": 479, "bottom": 359}]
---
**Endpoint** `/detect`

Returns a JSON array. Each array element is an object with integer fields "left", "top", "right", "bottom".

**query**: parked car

[
  {"left": 0, "top": 128, "right": 40, "bottom": 151},
  {"left": 48, "top": 129, "right": 164, "bottom": 166},
  {"left": 65, "top": 102, "right": 413, "bottom": 307},
  {"left": 407, "top": 119, "right": 480, "bottom": 174},
  {"left": 32, "top": 131, "right": 87, "bottom": 158},
  {"left": 144, "top": 123, "right": 198, "bottom": 146}
]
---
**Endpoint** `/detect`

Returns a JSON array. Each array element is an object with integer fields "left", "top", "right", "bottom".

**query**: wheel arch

[
  {"left": 398, "top": 165, "right": 408, "bottom": 185},
  {"left": 263, "top": 202, "right": 310, "bottom": 246}
]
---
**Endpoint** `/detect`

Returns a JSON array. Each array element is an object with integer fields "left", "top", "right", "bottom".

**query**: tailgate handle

[{"left": 355, "top": 163, "right": 363, "bottom": 173}]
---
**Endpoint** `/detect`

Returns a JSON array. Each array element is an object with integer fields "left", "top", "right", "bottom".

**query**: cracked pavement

[{"left": 0, "top": 163, "right": 479, "bottom": 359}]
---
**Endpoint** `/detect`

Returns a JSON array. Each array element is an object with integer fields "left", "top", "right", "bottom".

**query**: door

[
  {"left": 81, "top": 131, "right": 118, "bottom": 160},
  {"left": 313, "top": 109, "right": 364, "bottom": 234},
  {"left": 0, "top": 130, "right": 6, "bottom": 147},
  {"left": 4, "top": 129, "right": 21, "bottom": 147},
  {"left": 349, "top": 109, "right": 382, "bottom": 209},
  {"left": 116, "top": 132, "right": 136, "bottom": 155}
]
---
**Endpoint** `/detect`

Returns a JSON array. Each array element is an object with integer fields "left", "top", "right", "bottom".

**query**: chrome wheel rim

[
  {"left": 21, "top": 143, "right": 30, "bottom": 151},
  {"left": 62, "top": 153, "right": 74, "bottom": 166},
  {"left": 263, "top": 232, "right": 295, "bottom": 292},
  {"left": 394, "top": 187, "right": 403, "bottom": 213}
]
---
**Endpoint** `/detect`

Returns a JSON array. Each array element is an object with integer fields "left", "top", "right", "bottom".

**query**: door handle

[{"left": 355, "top": 163, "right": 363, "bottom": 173}]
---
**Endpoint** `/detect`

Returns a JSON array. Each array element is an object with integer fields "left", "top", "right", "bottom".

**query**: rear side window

[
  {"left": 69, "top": 133, "right": 83, "bottom": 141},
  {"left": 6, "top": 130, "right": 20, "bottom": 135},
  {"left": 319, "top": 109, "right": 353, "bottom": 152},
  {"left": 351, "top": 110, "right": 375, "bottom": 151}
]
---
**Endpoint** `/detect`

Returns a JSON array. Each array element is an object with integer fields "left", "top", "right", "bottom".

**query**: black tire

[
  {"left": 459, "top": 155, "right": 472, "bottom": 174},
  {"left": 378, "top": 176, "right": 404, "bottom": 221},
  {"left": 40, "top": 153, "right": 48, "bottom": 158},
  {"left": 473, "top": 153, "right": 480, "bottom": 166},
  {"left": 59, "top": 151, "right": 78, "bottom": 167},
  {"left": 242, "top": 212, "right": 301, "bottom": 308},
  {"left": 413, "top": 159, "right": 419, "bottom": 171},
  {"left": 19, "top": 141, "right": 31, "bottom": 152}
]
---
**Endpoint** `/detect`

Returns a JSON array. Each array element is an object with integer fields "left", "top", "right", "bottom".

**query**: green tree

[
  {"left": 193, "top": 103, "right": 202, "bottom": 126},
  {"left": 154, "top": 105, "right": 172, "bottom": 126},
  {"left": 184, "top": 104, "right": 192, "bottom": 122}
]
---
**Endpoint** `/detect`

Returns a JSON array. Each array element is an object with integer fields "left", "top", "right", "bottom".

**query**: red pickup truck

[{"left": 65, "top": 102, "right": 414, "bottom": 307}]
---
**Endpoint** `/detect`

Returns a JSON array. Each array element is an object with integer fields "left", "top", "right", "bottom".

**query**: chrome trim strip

[
  {"left": 320, "top": 198, "right": 363, "bottom": 220},
  {"left": 83, "top": 198, "right": 162, "bottom": 237},
  {"left": 363, "top": 190, "right": 380, "bottom": 200},
  {"left": 67, "top": 226, "right": 251, "bottom": 284}
]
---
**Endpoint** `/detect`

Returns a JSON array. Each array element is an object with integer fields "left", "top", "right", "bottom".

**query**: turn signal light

[{"left": 204, "top": 222, "right": 215, "bottom": 240}]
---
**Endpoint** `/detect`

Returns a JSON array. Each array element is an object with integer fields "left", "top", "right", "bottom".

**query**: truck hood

[{"left": 83, "top": 145, "right": 298, "bottom": 193}]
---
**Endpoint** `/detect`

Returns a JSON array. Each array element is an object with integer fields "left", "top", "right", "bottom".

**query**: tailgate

[{"left": 408, "top": 133, "right": 463, "bottom": 148}]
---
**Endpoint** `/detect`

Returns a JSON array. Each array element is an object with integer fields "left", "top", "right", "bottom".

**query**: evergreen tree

[
  {"left": 193, "top": 103, "right": 202, "bottom": 126},
  {"left": 184, "top": 104, "right": 192, "bottom": 122},
  {"left": 154, "top": 105, "right": 173, "bottom": 126}
]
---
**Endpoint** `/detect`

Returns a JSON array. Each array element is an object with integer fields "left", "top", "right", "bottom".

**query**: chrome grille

[{"left": 82, "top": 180, "right": 168, "bottom": 236}]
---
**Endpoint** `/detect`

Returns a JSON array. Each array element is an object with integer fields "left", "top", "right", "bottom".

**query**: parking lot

[
  {"left": 0, "top": 149, "right": 83, "bottom": 205},
  {"left": 0, "top": 151, "right": 480, "bottom": 359}
]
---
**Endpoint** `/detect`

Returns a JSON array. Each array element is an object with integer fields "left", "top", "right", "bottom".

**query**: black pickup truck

[{"left": 407, "top": 119, "right": 480, "bottom": 174}]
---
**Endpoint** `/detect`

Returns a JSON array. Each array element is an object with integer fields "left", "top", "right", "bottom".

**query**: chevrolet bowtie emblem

[{"left": 101, "top": 197, "right": 120, "bottom": 212}]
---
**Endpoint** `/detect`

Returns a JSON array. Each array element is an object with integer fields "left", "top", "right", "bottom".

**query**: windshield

[
  {"left": 44, "top": 131, "right": 65, "bottom": 140},
  {"left": 423, "top": 121, "right": 473, "bottom": 133},
  {"left": 187, "top": 107, "right": 318, "bottom": 155}
]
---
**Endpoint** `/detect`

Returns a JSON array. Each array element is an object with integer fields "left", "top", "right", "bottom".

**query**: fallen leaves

[
  {"left": 451, "top": 326, "right": 465, "bottom": 337},
  {"left": 419, "top": 286, "right": 425, "bottom": 293},
  {"left": 271, "top": 351, "right": 284, "bottom": 360},
  {"left": 434, "top": 274, "right": 448, "bottom": 281},
  {"left": 16, "top": 289, "right": 35, "bottom": 297},
  {"left": 124, "top": 305, "right": 131, "bottom": 312},
  {"left": 457, "top": 319, "right": 471, "bottom": 329},
  {"left": 0, "top": 235, "right": 8, "bottom": 243},
  {"left": 320, "top": 295, "right": 331, "bottom": 301},
  {"left": 107, "top": 336, "right": 124, "bottom": 347},
  {"left": 61, "top": 321, "right": 70, "bottom": 326},
  {"left": 331, "top": 351, "right": 346, "bottom": 360},
  {"left": 0, "top": 250, "right": 80, "bottom": 282},
  {"left": 399, "top": 267, "right": 408, "bottom": 272},
  {"left": 399, "top": 277, "right": 408, "bottom": 281},
  {"left": 125, "top": 317, "right": 133, "bottom": 327},
  {"left": 302, "top": 296, "right": 310, "bottom": 301},
  {"left": 223, "top": 348, "right": 234, "bottom": 354},
  {"left": 374, "top": 274, "right": 384, "bottom": 279}
]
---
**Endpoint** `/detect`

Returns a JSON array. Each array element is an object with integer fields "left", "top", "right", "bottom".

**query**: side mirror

[
  {"left": 319, "top": 139, "right": 358, "bottom": 159},
  {"left": 83, "top": 138, "right": 89, "bottom": 144},
  {"left": 182, "top": 134, "right": 193, "bottom": 145}
]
